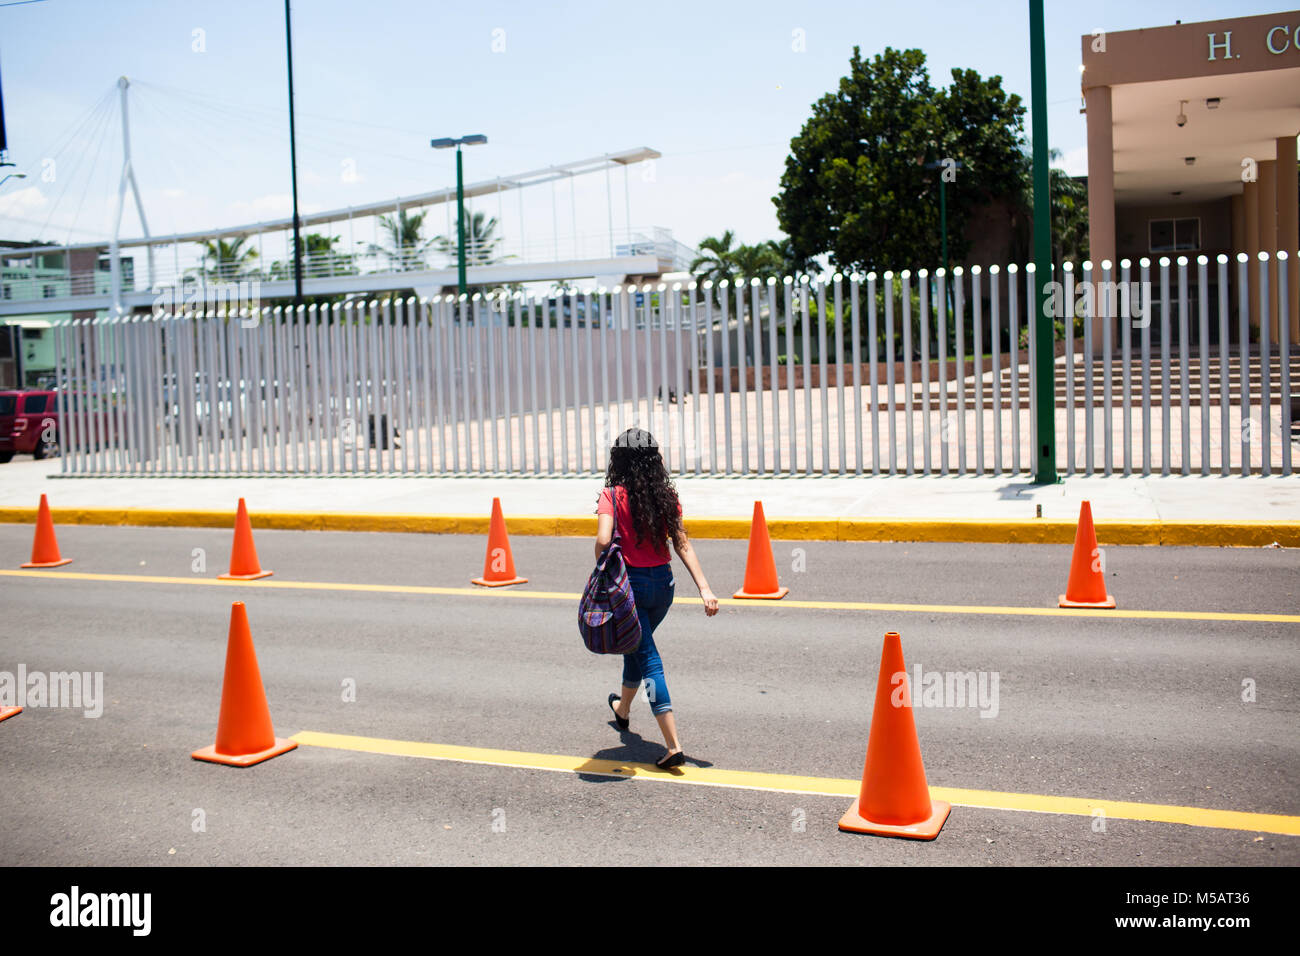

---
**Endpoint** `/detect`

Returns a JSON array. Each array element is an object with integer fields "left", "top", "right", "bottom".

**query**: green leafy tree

[
  {"left": 768, "top": 237, "right": 811, "bottom": 277},
  {"left": 774, "top": 46, "right": 1028, "bottom": 273},
  {"left": 931, "top": 67, "right": 1031, "bottom": 263}
]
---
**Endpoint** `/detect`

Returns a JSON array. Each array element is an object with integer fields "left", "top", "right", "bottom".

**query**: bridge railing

[
  {"left": 52, "top": 254, "right": 1296, "bottom": 477},
  {"left": 1, "top": 225, "right": 696, "bottom": 307}
]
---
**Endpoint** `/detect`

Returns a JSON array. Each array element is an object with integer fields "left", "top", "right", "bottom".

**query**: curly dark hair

[{"left": 603, "top": 428, "right": 684, "bottom": 553}]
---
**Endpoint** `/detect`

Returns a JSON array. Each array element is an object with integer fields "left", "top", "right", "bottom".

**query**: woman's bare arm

[
  {"left": 673, "top": 534, "right": 719, "bottom": 616},
  {"left": 594, "top": 512, "right": 613, "bottom": 562}
]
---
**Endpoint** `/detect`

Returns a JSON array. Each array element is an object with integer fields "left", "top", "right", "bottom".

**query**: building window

[
  {"left": 1149, "top": 218, "right": 1200, "bottom": 254},
  {"left": 42, "top": 285, "right": 57, "bottom": 298},
  {"left": 1, "top": 284, "right": 10, "bottom": 300}
]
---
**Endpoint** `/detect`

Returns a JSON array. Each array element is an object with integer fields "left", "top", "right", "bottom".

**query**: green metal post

[
  {"left": 1029, "top": 0, "right": 1056, "bottom": 483},
  {"left": 939, "top": 176, "right": 948, "bottom": 279},
  {"left": 940, "top": 175, "right": 954, "bottom": 320},
  {"left": 456, "top": 146, "right": 467, "bottom": 296}
]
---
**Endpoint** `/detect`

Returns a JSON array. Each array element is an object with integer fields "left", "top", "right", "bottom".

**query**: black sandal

[
  {"left": 656, "top": 750, "right": 685, "bottom": 770},
  {"left": 607, "top": 693, "right": 629, "bottom": 730}
]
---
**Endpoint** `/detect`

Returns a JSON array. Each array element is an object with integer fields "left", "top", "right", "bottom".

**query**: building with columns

[{"left": 1081, "top": 10, "right": 1300, "bottom": 342}]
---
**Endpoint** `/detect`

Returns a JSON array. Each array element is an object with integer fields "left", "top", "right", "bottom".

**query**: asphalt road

[{"left": 1, "top": 523, "right": 1297, "bottom": 866}]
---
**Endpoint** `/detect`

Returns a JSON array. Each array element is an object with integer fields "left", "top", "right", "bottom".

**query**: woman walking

[{"left": 596, "top": 428, "right": 718, "bottom": 768}]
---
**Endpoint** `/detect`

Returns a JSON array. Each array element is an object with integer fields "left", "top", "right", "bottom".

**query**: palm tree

[
  {"left": 369, "top": 210, "right": 434, "bottom": 272},
  {"left": 270, "top": 233, "right": 356, "bottom": 280},
  {"left": 434, "top": 210, "right": 505, "bottom": 268},
  {"left": 1048, "top": 168, "right": 1089, "bottom": 265},
  {"left": 769, "top": 237, "right": 811, "bottom": 278},
  {"left": 1006, "top": 147, "right": 1089, "bottom": 266},
  {"left": 731, "top": 242, "right": 784, "bottom": 283},
  {"left": 199, "top": 237, "right": 258, "bottom": 282},
  {"left": 689, "top": 230, "right": 739, "bottom": 304}
]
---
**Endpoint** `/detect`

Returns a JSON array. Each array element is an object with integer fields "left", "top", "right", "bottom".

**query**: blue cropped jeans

[{"left": 622, "top": 563, "right": 675, "bottom": 715}]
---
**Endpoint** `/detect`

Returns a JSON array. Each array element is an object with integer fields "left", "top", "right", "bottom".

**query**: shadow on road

[{"left": 574, "top": 726, "right": 714, "bottom": 782}]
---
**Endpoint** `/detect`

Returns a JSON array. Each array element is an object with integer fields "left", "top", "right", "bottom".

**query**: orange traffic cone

[
  {"left": 1059, "top": 500, "right": 1115, "bottom": 609},
  {"left": 21, "top": 494, "right": 72, "bottom": 569},
  {"left": 472, "top": 497, "right": 527, "bottom": 587},
  {"left": 191, "top": 602, "right": 297, "bottom": 767},
  {"left": 0, "top": 706, "right": 21, "bottom": 723},
  {"left": 732, "top": 501, "right": 788, "bottom": 599},
  {"left": 839, "top": 631, "right": 951, "bottom": 839},
  {"left": 218, "top": 498, "right": 272, "bottom": 580}
]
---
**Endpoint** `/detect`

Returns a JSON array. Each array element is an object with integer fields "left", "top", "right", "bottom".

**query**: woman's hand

[{"left": 673, "top": 535, "right": 717, "bottom": 617}]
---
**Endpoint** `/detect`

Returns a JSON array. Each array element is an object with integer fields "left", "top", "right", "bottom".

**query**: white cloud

[{"left": 0, "top": 186, "right": 50, "bottom": 216}]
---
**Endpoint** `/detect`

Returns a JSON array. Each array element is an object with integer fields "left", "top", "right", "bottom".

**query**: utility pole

[
  {"left": 285, "top": 0, "right": 303, "bottom": 306},
  {"left": 1029, "top": 0, "right": 1057, "bottom": 483}
]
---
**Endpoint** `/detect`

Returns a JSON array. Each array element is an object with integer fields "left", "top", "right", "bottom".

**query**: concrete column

[
  {"left": 1244, "top": 179, "right": 1261, "bottom": 332},
  {"left": 1084, "top": 84, "right": 1115, "bottom": 356},
  {"left": 1277, "top": 134, "right": 1299, "bottom": 342},
  {"left": 1085, "top": 85, "right": 1116, "bottom": 266},
  {"left": 1258, "top": 159, "right": 1279, "bottom": 340}
]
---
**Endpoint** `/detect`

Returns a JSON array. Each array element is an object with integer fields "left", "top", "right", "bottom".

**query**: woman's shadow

[{"left": 575, "top": 720, "right": 714, "bottom": 783}]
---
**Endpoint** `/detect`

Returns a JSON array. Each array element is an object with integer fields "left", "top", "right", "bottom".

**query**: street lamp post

[
  {"left": 924, "top": 158, "right": 962, "bottom": 320},
  {"left": 924, "top": 160, "right": 963, "bottom": 277},
  {"left": 285, "top": 0, "right": 303, "bottom": 307},
  {"left": 0, "top": 171, "right": 26, "bottom": 188},
  {"left": 431, "top": 134, "right": 488, "bottom": 295}
]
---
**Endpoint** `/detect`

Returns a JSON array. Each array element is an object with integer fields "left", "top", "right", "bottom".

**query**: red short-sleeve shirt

[{"left": 597, "top": 485, "right": 681, "bottom": 567}]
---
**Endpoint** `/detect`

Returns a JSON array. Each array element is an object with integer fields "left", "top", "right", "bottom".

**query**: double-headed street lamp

[
  {"left": 430, "top": 134, "right": 488, "bottom": 295},
  {"left": 0, "top": 160, "right": 26, "bottom": 189}
]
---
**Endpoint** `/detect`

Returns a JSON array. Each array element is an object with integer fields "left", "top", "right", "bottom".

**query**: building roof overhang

[{"left": 1081, "top": 11, "right": 1300, "bottom": 206}]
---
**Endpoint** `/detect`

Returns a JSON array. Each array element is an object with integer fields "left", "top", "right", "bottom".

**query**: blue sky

[{"left": 0, "top": 0, "right": 1286, "bottom": 259}]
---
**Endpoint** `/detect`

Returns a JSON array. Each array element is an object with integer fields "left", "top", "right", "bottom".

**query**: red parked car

[{"left": 0, "top": 389, "right": 61, "bottom": 462}]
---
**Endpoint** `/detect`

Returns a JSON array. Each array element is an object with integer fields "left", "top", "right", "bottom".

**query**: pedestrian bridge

[{"left": 1, "top": 147, "right": 695, "bottom": 317}]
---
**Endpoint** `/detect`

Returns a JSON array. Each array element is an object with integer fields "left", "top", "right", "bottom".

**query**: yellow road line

[
  {"left": 290, "top": 730, "right": 1300, "bottom": 836},
  {"left": 1, "top": 506, "right": 1298, "bottom": 546},
  {"left": 3, "top": 569, "right": 1298, "bottom": 623}
]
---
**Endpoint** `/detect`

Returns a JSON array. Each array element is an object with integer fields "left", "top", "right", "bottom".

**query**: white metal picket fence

[{"left": 53, "top": 253, "right": 1296, "bottom": 477}]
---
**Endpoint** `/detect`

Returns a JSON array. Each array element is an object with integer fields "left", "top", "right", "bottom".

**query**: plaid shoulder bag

[{"left": 578, "top": 490, "right": 642, "bottom": 654}]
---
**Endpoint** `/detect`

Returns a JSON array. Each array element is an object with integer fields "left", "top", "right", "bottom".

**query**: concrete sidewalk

[{"left": 3, "top": 456, "right": 1298, "bottom": 523}]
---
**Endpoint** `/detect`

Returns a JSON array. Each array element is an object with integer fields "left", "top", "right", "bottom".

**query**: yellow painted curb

[{"left": 0, "top": 507, "right": 1295, "bottom": 547}]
